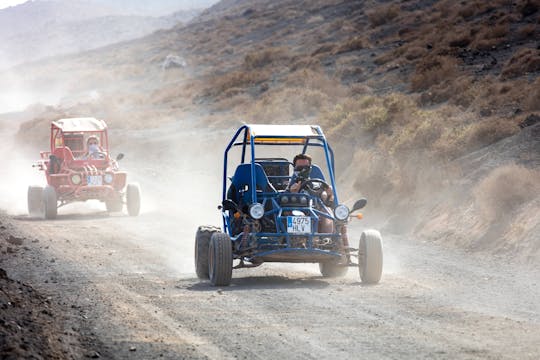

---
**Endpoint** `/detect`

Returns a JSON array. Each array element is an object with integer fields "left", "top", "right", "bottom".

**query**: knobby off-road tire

[
  {"left": 27, "top": 186, "right": 43, "bottom": 216},
  {"left": 126, "top": 183, "right": 141, "bottom": 216},
  {"left": 195, "top": 226, "right": 220, "bottom": 279},
  {"left": 106, "top": 196, "right": 123, "bottom": 213},
  {"left": 358, "top": 229, "right": 383, "bottom": 284},
  {"left": 319, "top": 261, "right": 348, "bottom": 278},
  {"left": 208, "top": 232, "right": 233, "bottom": 286},
  {"left": 42, "top": 185, "right": 57, "bottom": 220}
]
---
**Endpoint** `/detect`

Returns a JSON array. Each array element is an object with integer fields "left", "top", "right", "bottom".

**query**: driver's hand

[{"left": 290, "top": 181, "right": 301, "bottom": 193}]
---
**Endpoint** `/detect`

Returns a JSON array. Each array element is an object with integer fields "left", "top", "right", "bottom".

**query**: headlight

[
  {"left": 334, "top": 204, "right": 350, "bottom": 221},
  {"left": 299, "top": 196, "right": 308, "bottom": 205},
  {"left": 104, "top": 173, "right": 114, "bottom": 184},
  {"left": 71, "top": 174, "right": 81, "bottom": 185},
  {"left": 281, "top": 196, "right": 289, "bottom": 204},
  {"left": 249, "top": 203, "right": 265, "bottom": 219}
]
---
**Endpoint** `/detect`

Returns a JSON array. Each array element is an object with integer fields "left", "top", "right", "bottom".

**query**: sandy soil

[{"left": 1, "top": 203, "right": 539, "bottom": 359}]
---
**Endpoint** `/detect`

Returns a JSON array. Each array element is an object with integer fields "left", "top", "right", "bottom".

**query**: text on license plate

[
  {"left": 287, "top": 216, "right": 311, "bottom": 234},
  {"left": 87, "top": 175, "right": 103, "bottom": 186}
]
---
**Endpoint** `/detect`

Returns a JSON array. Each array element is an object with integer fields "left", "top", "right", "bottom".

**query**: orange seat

[{"left": 52, "top": 146, "right": 75, "bottom": 163}]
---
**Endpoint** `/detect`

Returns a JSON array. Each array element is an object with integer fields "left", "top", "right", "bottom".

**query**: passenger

[{"left": 83, "top": 136, "right": 105, "bottom": 159}]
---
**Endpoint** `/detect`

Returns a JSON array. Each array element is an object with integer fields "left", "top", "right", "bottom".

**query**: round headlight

[
  {"left": 71, "top": 174, "right": 81, "bottom": 185},
  {"left": 104, "top": 173, "right": 114, "bottom": 184},
  {"left": 291, "top": 196, "right": 297, "bottom": 203},
  {"left": 300, "top": 196, "right": 308, "bottom": 205},
  {"left": 281, "top": 196, "right": 289, "bottom": 204},
  {"left": 334, "top": 204, "right": 350, "bottom": 221},
  {"left": 249, "top": 203, "right": 265, "bottom": 219}
]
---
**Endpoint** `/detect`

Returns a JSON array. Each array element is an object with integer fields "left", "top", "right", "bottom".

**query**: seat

[
  {"left": 229, "top": 163, "right": 276, "bottom": 205},
  {"left": 52, "top": 146, "right": 75, "bottom": 163},
  {"left": 255, "top": 158, "right": 291, "bottom": 191},
  {"left": 49, "top": 146, "right": 74, "bottom": 173},
  {"left": 310, "top": 164, "right": 326, "bottom": 181}
]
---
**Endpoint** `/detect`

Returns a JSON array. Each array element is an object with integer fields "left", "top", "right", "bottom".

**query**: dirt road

[{"left": 2, "top": 205, "right": 539, "bottom": 359}]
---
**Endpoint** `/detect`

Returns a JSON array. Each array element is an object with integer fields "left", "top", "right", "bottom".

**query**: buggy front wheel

[
  {"left": 42, "top": 185, "right": 57, "bottom": 220},
  {"left": 27, "top": 186, "right": 43, "bottom": 217},
  {"left": 358, "top": 230, "right": 383, "bottom": 284},
  {"left": 319, "top": 261, "right": 348, "bottom": 278},
  {"left": 106, "top": 196, "right": 123, "bottom": 213},
  {"left": 126, "top": 183, "right": 141, "bottom": 216},
  {"left": 208, "top": 232, "right": 233, "bottom": 286},
  {"left": 195, "top": 226, "right": 220, "bottom": 279}
]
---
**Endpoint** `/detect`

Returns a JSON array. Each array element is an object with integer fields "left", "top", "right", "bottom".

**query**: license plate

[
  {"left": 87, "top": 175, "right": 103, "bottom": 186},
  {"left": 287, "top": 216, "right": 311, "bottom": 234}
]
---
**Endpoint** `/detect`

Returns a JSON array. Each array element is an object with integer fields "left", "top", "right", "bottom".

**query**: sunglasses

[{"left": 88, "top": 142, "right": 98, "bottom": 145}]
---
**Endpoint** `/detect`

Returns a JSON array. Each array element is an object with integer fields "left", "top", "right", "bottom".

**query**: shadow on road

[{"left": 181, "top": 275, "right": 331, "bottom": 291}]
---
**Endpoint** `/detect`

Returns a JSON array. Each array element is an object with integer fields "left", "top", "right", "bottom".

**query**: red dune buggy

[{"left": 28, "top": 117, "right": 141, "bottom": 219}]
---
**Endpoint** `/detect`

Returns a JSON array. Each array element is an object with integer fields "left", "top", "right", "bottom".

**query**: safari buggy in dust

[
  {"left": 195, "top": 124, "right": 383, "bottom": 286},
  {"left": 28, "top": 117, "right": 141, "bottom": 219}
]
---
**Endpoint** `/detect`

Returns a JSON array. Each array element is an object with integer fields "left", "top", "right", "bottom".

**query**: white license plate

[
  {"left": 87, "top": 175, "right": 103, "bottom": 186},
  {"left": 287, "top": 216, "right": 311, "bottom": 234}
]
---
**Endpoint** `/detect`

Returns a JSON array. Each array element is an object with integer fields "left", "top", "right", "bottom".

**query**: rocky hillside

[{"left": 2, "top": 0, "right": 539, "bottom": 260}]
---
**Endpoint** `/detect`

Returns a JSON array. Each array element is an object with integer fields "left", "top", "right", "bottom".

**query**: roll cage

[{"left": 222, "top": 124, "right": 340, "bottom": 242}]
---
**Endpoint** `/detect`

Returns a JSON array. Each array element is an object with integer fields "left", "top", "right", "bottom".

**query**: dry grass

[
  {"left": 411, "top": 56, "right": 459, "bottom": 91},
  {"left": 474, "top": 164, "right": 540, "bottom": 221},
  {"left": 501, "top": 48, "right": 540, "bottom": 79},
  {"left": 332, "top": 36, "right": 365, "bottom": 55},
  {"left": 244, "top": 47, "right": 289, "bottom": 69},
  {"left": 367, "top": 4, "right": 400, "bottom": 27}
]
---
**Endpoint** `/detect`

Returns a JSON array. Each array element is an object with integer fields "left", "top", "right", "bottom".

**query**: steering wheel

[
  {"left": 298, "top": 178, "right": 330, "bottom": 197},
  {"left": 89, "top": 152, "right": 107, "bottom": 160}
]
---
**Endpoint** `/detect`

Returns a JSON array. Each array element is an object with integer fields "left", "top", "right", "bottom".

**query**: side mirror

[
  {"left": 116, "top": 153, "right": 124, "bottom": 161},
  {"left": 352, "top": 198, "right": 367, "bottom": 212},
  {"left": 220, "top": 199, "right": 238, "bottom": 212}
]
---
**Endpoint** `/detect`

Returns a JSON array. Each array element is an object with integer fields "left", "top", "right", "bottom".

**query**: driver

[
  {"left": 83, "top": 136, "right": 105, "bottom": 159},
  {"left": 288, "top": 154, "right": 334, "bottom": 204},
  {"left": 287, "top": 154, "right": 335, "bottom": 233}
]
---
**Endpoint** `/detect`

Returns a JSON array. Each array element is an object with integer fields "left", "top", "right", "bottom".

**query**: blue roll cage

[{"left": 221, "top": 124, "right": 339, "bottom": 241}]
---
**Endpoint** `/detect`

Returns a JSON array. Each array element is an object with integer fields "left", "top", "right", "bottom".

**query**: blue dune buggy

[{"left": 195, "top": 124, "right": 383, "bottom": 286}]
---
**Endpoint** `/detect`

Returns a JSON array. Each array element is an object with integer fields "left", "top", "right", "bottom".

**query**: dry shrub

[
  {"left": 367, "top": 4, "right": 400, "bottom": 27},
  {"left": 411, "top": 56, "right": 459, "bottom": 91},
  {"left": 246, "top": 87, "right": 331, "bottom": 122},
  {"left": 474, "top": 164, "right": 540, "bottom": 220},
  {"left": 207, "top": 70, "right": 270, "bottom": 97},
  {"left": 501, "top": 48, "right": 540, "bottom": 79},
  {"left": 516, "top": 24, "right": 538, "bottom": 40},
  {"left": 464, "top": 117, "right": 519, "bottom": 148},
  {"left": 389, "top": 110, "right": 444, "bottom": 153},
  {"left": 373, "top": 51, "right": 395, "bottom": 66},
  {"left": 284, "top": 69, "right": 346, "bottom": 97},
  {"left": 333, "top": 36, "right": 365, "bottom": 55},
  {"left": 448, "top": 33, "right": 472, "bottom": 48},
  {"left": 321, "top": 96, "right": 390, "bottom": 138},
  {"left": 523, "top": 77, "right": 540, "bottom": 111},
  {"left": 486, "top": 24, "right": 509, "bottom": 39},
  {"left": 404, "top": 46, "right": 426, "bottom": 60},
  {"left": 244, "top": 47, "right": 289, "bottom": 69}
]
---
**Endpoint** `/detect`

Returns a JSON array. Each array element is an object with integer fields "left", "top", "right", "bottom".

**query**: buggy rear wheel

[
  {"left": 208, "top": 232, "right": 233, "bottom": 286},
  {"left": 195, "top": 226, "right": 220, "bottom": 279},
  {"left": 319, "top": 261, "right": 348, "bottom": 278},
  {"left": 358, "top": 230, "right": 383, "bottom": 284},
  {"left": 106, "top": 196, "right": 123, "bottom": 213},
  {"left": 126, "top": 183, "right": 141, "bottom": 216},
  {"left": 42, "top": 185, "right": 57, "bottom": 220},
  {"left": 27, "top": 186, "right": 43, "bottom": 216}
]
